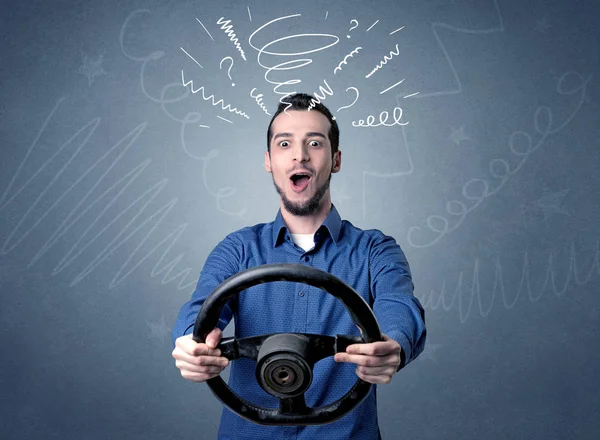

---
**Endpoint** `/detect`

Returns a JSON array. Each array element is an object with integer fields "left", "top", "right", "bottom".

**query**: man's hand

[{"left": 334, "top": 333, "right": 402, "bottom": 384}]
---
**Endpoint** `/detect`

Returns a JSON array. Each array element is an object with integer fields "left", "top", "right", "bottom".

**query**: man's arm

[
  {"left": 171, "top": 233, "right": 242, "bottom": 349},
  {"left": 369, "top": 232, "right": 426, "bottom": 371}
]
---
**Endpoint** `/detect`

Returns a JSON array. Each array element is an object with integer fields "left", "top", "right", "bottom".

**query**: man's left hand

[{"left": 334, "top": 333, "right": 402, "bottom": 384}]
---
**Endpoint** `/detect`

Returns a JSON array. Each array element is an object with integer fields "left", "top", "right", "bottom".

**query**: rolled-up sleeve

[
  {"left": 369, "top": 233, "right": 426, "bottom": 370},
  {"left": 171, "top": 233, "right": 242, "bottom": 348}
]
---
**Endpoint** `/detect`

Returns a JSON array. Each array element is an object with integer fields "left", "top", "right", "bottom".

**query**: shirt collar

[{"left": 273, "top": 204, "right": 342, "bottom": 247}]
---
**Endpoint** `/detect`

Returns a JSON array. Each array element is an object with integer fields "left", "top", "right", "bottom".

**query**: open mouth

[{"left": 290, "top": 172, "right": 312, "bottom": 192}]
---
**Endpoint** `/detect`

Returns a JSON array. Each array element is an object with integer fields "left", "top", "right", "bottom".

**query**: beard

[{"left": 272, "top": 172, "right": 332, "bottom": 216}]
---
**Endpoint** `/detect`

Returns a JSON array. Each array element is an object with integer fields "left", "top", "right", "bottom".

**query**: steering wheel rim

[{"left": 193, "top": 263, "right": 382, "bottom": 426}]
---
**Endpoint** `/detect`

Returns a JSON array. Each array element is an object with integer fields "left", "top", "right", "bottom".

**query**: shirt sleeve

[
  {"left": 171, "top": 233, "right": 242, "bottom": 348},
  {"left": 369, "top": 232, "right": 426, "bottom": 371}
]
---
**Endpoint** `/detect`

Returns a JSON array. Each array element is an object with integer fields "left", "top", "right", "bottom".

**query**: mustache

[{"left": 288, "top": 165, "right": 314, "bottom": 175}]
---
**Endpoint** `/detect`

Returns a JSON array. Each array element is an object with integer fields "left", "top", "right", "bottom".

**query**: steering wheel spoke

[{"left": 279, "top": 392, "right": 310, "bottom": 415}]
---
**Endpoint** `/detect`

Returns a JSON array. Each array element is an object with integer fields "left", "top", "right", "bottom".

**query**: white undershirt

[{"left": 290, "top": 233, "right": 314, "bottom": 252}]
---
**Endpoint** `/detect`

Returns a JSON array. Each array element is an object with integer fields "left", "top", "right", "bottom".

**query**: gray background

[{"left": 1, "top": 0, "right": 599, "bottom": 439}]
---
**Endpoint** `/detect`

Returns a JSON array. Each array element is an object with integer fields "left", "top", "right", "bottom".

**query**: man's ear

[
  {"left": 264, "top": 150, "right": 272, "bottom": 173},
  {"left": 332, "top": 150, "right": 342, "bottom": 173}
]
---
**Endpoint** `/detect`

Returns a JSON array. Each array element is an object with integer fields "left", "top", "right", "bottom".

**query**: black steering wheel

[{"left": 192, "top": 263, "right": 382, "bottom": 426}]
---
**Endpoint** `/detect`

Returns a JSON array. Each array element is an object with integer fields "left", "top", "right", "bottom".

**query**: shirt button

[
  {"left": 304, "top": 256, "right": 309, "bottom": 262},
  {"left": 299, "top": 291, "right": 305, "bottom": 297}
]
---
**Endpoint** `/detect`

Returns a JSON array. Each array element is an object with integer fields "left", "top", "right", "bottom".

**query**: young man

[{"left": 172, "top": 93, "right": 426, "bottom": 439}]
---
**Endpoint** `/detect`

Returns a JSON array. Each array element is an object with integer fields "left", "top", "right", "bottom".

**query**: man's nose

[{"left": 293, "top": 144, "right": 309, "bottom": 162}]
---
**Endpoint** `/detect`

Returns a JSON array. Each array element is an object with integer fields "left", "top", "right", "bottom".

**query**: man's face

[{"left": 265, "top": 110, "right": 341, "bottom": 216}]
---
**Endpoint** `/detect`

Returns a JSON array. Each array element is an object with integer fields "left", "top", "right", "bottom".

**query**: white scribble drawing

[
  {"left": 406, "top": 71, "right": 591, "bottom": 248},
  {"left": 247, "top": 6, "right": 252, "bottom": 22},
  {"left": 389, "top": 26, "right": 405, "bottom": 35},
  {"left": 333, "top": 47, "right": 362, "bottom": 74},
  {"left": 366, "top": 20, "right": 379, "bottom": 32},
  {"left": 402, "top": 91, "right": 420, "bottom": 99},
  {"left": 250, "top": 88, "right": 271, "bottom": 116},
  {"left": 147, "top": 315, "right": 170, "bottom": 343},
  {"left": 180, "top": 47, "right": 203, "bottom": 68},
  {"left": 352, "top": 107, "right": 408, "bottom": 127},
  {"left": 448, "top": 125, "right": 470, "bottom": 145},
  {"left": 379, "top": 78, "right": 405, "bottom": 94},
  {"left": 196, "top": 18, "right": 215, "bottom": 41},
  {"left": 420, "top": 240, "right": 600, "bottom": 324},
  {"left": 415, "top": 0, "right": 504, "bottom": 98},
  {"left": 77, "top": 50, "right": 106, "bottom": 86},
  {"left": 219, "top": 56, "right": 235, "bottom": 86},
  {"left": 216, "top": 17, "right": 247, "bottom": 61},
  {"left": 0, "top": 98, "right": 198, "bottom": 290},
  {"left": 217, "top": 115, "right": 233, "bottom": 123},
  {"left": 181, "top": 70, "right": 250, "bottom": 119},
  {"left": 308, "top": 80, "right": 334, "bottom": 110},
  {"left": 365, "top": 44, "right": 400, "bottom": 78},
  {"left": 325, "top": 11, "right": 328, "bottom": 20},
  {"left": 347, "top": 19, "right": 359, "bottom": 38},
  {"left": 533, "top": 16, "right": 552, "bottom": 33},
  {"left": 248, "top": 14, "right": 339, "bottom": 115},
  {"left": 335, "top": 87, "right": 360, "bottom": 118},
  {"left": 416, "top": 343, "right": 442, "bottom": 363}
]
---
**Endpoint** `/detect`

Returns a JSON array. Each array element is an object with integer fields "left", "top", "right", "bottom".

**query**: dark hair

[{"left": 266, "top": 93, "right": 340, "bottom": 156}]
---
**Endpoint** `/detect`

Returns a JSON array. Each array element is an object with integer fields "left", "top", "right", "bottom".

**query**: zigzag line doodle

[
  {"left": 365, "top": 44, "right": 400, "bottom": 78},
  {"left": 308, "top": 80, "right": 334, "bottom": 110},
  {"left": 0, "top": 99, "right": 197, "bottom": 290},
  {"left": 420, "top": 240, "right": 600, "bottom": 324},
  {"left": 216, "top": 17, "right": 247, "bottom": 61},
  {"left": 334, "top": 47, "right": 362, "bottom": 74},
  {"left": 181, "top": 70, "right": 250, "bottom": 119}
]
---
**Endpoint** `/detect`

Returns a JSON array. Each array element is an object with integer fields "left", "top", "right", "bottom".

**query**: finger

[
  {"left": 355, "top": 364, "right": 396, "bottom": 376},
  {"left": 175, "top": 351, "right": 229, "bottom": 368},
  {"left": 355, "top": 371, "right": 392, "bottom": 385},
  {"left": 205, "top": 328, "right": 223, "bottom": 349},
  {"left": 180, "top": 369, "right": 223, "bottom": 382},
  {"left": 346, "top": 341, "right": 396, "bottom": 356},
  {"left": 335, "top": 352, "right": 398, "bottom": 367},
  {"left": 175, "top": 336, "right": 222, "bottom": 357}
]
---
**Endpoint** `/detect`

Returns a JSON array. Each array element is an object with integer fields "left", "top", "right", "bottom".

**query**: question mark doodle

[
  {"left": 220, "top": 56, "right": 235, "bottom": 86},
  {"left": 347, "top": 19, "right": 359, "bottom": 38},
  {"left": 333, "top": 87, "right": 360, "bottom": 119}
]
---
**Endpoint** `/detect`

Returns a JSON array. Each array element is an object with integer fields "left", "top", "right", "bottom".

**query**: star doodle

[
  {"left": 77, "top": 50, "right": 106, "bottom": 86},
  {"left": 147, "top": 315, "right": 170, "bottom": 344},
  {"left": 448, "top": 126, "right": 470, "bottom": 145}
]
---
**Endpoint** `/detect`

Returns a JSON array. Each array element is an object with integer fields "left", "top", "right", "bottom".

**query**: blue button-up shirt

[{"left": 172, "top": 205, "right": 426, "bottom": 440}]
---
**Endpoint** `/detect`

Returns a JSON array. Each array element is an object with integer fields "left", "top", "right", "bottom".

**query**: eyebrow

[{"left": 273, "top": 132, "right": 327, "bottom": 140}]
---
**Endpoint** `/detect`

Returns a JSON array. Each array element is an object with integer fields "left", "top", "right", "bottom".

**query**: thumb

[{"left": 206, "top": 328, "right": 222, "bottom": 349}]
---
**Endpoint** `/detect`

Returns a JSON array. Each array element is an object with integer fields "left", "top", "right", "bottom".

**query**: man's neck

[{"left": 280, "top": 198, "right": 332, "bottom": 234}]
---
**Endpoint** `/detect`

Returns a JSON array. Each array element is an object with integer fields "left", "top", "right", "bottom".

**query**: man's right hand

[{"left": 172, "top": 328, "right": 230, "bottom": 382}]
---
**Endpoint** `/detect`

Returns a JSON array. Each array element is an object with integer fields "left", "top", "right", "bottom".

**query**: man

[{"left": 172, "top": 93, "right": 426, "bottom": 439}]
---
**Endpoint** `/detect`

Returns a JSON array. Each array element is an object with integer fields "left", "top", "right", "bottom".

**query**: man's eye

[
  {"left": 309, "top": 140, "right": 321, "bottom": 147},
  {"left": 279, "top": 141, "right": 290, "bottom": 147}
]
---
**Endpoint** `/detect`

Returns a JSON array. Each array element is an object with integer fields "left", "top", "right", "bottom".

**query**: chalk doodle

[
  {"left": 335, "top": 87, "right": 360, "bottom": 117},
  {"left": 333, "top": 47, "right": 362, "bottom": 74},
  {"left": 308, "top": 80, "right": 334, "bottom": 110},
  {"left": 346, "top": 19, "right": 359, "bottom": 38},
  {"left": 420, "top": 240, "right": 600, "bottom": 324},
  {"left": 365, "top": 44, "right": 400, "bottom": 79},
  {"left": 219, "top": 56, "right": 235, "bottom": 86},
  {"left": 248, "top": 13, "right": 339, "bottom": 114},
  {"left": 181, "top": 71, "right": 248, "bottom": 118},
  {"left": 77, "top": 50, "right": 106, "bottom": 86},
  {"left": 352, "top": 107, "right": 408, "bottom": 127},
  {"left": 216, "top": 17, "right": 247, "bottom": 61},
  {"left": 119, "top": 9, "right": 247, "bottom": 218},
  {"left": 250, "top": 88, "right": 271, "bottom": 115},
  {"left": 406, "top": 71, "right": 590, "bottom": 248},
  {"left": 380, "top": 78, "right": 405, "bottom": 94},
  {"left": 0, "top": 98, "right": 198, "bottom": 290}
]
